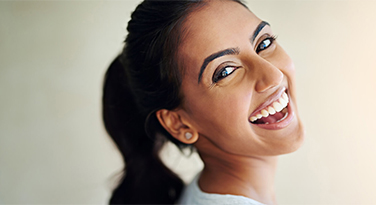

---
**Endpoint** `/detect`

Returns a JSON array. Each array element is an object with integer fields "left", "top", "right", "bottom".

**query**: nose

[{"left": 252, "top": 57, "right": 284, "bottom": 93}]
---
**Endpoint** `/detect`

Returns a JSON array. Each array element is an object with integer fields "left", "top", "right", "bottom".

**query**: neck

[{"left": 196, "top": 139, "right": 278, "bottom": 205}]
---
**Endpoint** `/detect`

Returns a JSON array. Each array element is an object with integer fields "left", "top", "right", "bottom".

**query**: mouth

[{"left": 249, "top": 89, "right": 294, "bottom": 130}]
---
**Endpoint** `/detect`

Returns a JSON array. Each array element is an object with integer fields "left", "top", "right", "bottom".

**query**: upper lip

[{"left": 249, "top": 87, "right": 287, "bottom": 118}]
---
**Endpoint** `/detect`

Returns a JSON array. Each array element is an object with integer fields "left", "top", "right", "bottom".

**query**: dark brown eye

[
  {"left": 256, "top": 37, "right": 276, "bottom": 54},
  {"left": 213, "top": 66, "right": 237, "bottom": 83}
]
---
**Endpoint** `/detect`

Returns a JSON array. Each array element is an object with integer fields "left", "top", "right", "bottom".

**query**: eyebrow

[
  {"left": 197, "top": 21, "right": 270, "bottom": 83},
  {"left": 251, "top": 21, "right": 270, "bottom": 43},
  {"left": 197, "top": 48, "right": 240, "bottom": 83}
]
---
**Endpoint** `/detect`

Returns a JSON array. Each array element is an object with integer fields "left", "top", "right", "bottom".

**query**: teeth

[
  {"left": 273, "top": 102, "right": 283, "bottom": 112},
  {"left": 279, "top": 98, "right": 288, "bottom": 107},
  {"left": 282, "top": 92, "right": 289, "bottom": 102},
  {"left": 261, "top": 109, "right": 269, "bottom": 117},
  {"left": 268, "top": 106, "right": 276, "bottom": 115},
  {"left": 249, "top": 92, "right": 289, "bottom": 122},
  {"left": 277, "top": 111, "right": 289, "bottom": 122}
]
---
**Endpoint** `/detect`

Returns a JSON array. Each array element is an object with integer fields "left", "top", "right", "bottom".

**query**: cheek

[
  {"left": 185, "top": 84, "right": 254, "bottom": 146},
  {"left": 271, "top": 46, "right": 296, "bottom": 77}
]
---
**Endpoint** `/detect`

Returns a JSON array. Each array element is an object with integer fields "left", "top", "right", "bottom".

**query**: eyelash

[{"left": 212, "top": 35, "right": 277, "bottom": 83}]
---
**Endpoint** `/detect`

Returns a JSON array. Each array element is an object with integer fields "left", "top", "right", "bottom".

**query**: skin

[{"left": 156, "top": 0, "right": 305, "bottom": 204}]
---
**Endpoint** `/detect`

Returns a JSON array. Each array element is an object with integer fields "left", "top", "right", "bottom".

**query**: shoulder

[{"left": 178, "top": 173, "right": 265, "bottom": 205}]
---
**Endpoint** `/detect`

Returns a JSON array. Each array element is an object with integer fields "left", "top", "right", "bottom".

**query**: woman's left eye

[
  {"left": 212, "top": 66, "right": 237, "bottom": 83},
  {"left": 256, "top": 36, "right": 276, "bottom": 54}
]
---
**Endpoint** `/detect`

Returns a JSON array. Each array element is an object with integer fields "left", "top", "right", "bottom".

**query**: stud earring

[{"left": 185, "top": 132, "right": 193, "bottom": 140}]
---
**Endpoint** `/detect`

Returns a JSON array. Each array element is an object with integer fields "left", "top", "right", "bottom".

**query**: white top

[{"left": 178, "top": 173, "right": 266, "bottom": 205}]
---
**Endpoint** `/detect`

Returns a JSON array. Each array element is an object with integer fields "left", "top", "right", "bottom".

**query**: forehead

[{"left": 179, "top": 0, "right": 261, "bottom": 75}]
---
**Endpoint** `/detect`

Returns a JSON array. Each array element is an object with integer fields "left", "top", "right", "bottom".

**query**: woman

[{"left": 103, "top": 0, "right": 305, "bottom": 204}]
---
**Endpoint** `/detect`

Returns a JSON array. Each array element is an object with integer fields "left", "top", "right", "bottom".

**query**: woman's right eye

[{"left": 212, "top": 66, "right": 238, "bottom": 83}]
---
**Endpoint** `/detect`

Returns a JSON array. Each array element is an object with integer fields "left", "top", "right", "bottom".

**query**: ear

[{"left": 155, "top": 109, "right": 198, "bottom": 144}]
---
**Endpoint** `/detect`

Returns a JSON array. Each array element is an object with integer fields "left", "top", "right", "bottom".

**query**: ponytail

[{"left": 103, "top": 56, "right": 184, "bottom": 204}]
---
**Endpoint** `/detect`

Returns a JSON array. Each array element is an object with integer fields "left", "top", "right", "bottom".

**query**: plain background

[{"left": 1, "top": 0, "right": 376, "bottom": 204}]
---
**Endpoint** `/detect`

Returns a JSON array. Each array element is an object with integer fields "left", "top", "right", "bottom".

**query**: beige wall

[{"left": 1, "top": 1, "right": 376, "bottom": 204}]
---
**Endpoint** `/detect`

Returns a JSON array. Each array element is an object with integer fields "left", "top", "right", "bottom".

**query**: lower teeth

[{"left": 276, "top": 112, "right": 289, "bottom": 123}]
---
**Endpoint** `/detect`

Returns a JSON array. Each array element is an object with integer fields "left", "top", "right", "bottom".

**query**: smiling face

[{"left": 174, "top": 0, "right": 304, "bottom": 157}]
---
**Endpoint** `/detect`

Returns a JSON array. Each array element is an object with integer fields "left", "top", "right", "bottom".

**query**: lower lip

[{"left": 250, "top": 104, "right": 295, "bottom": 130}]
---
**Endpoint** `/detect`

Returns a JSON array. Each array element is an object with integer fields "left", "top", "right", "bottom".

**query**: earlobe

[{"left": 155, "top": 109, "right": 199, "bottom": 144}]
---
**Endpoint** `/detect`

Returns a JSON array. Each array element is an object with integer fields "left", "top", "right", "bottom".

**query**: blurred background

[{"left": 1, "top": 0, "right": 376, "bottom": 204}]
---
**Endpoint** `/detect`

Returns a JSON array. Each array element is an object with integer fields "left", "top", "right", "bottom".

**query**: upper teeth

[{"left": 249, "top": 92, "right": 289, "bottom": 122}]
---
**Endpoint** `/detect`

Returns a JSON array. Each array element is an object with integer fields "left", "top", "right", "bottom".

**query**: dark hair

[{"left": 102, "top": 0, "right": 247, "bottom": 204}]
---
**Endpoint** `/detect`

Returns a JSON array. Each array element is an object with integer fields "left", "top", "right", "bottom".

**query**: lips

[{"left": 249, "top": 88, "right": 294, "bottom": 130}]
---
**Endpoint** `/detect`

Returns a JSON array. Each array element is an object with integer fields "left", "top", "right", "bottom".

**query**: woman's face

[{"left": 178, "top": 0, "right": 304, "bottom": 156}]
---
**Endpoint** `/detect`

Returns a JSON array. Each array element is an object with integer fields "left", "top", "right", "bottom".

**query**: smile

[{"left": 249, "top": 89, "right": 294, "bottom": 130}]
